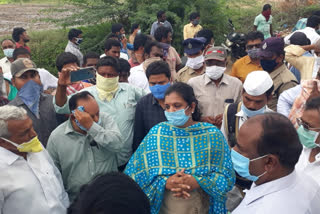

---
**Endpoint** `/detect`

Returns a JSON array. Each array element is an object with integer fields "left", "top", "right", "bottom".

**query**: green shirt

[
  {"left": 53, "top": 83, "right": 147, "bottom": 166},
  {"left": 47, "top": 112, "right": 123, "bottom": 202},
  {"left": 254, "top": 14, "right": 273, "bottom": 39}
]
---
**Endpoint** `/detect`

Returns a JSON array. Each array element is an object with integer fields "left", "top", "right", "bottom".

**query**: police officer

[
  {"left": 176, "top": 37, "right": 206, "bottom": 83},
  {"left": 257, "top": 37, "right": 298, "bottom": 111}
]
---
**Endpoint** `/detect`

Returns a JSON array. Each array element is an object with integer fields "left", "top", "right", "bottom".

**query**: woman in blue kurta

[{"left": 125, "top": 82, "right": 235, "bottom": 214}]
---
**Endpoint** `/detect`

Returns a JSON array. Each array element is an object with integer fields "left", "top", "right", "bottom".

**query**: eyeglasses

[
  {"left": 246, "top": 44, "right": 261, "bottom": 50},
  {"left": 296, "top": 118, "right": 320, "bottom": 131}
]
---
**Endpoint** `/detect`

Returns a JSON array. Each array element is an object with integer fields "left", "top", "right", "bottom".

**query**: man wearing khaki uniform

[{"left": 257, "top": 37, "right": 298, "bottom": 111}]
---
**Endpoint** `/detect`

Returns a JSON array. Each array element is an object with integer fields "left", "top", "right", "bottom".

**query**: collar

[
  {"left": 64, "top": 118, "right": 88, "bottom": 139},
  {"left": 269, "top": 64, "right": 287, "bottom": 80},
  {"left": 188, "top": 23, "right": 197, "bottom": 27},
  {"left": 188, "top": 66, "right": 205, "bottom": 75},
  {"left": 244, "top": 55, "right": 254, "bottom": 65},
  {"left": 305, "top": 27, "right": 316, "bottom": 32},
  {"left": 0, "top": 146, "right": 20, "bottom": 165},
  {"left": 244, "top": 170, "right": 298, "bottom": 205},
  {"left": 68, "top": 40, "right": 80, "bottom": 50},
  {"left": 151, "top": 94, "right": 161, "bottom": 106},
  {"left": 204, "top": 73, "right": 230, "bottom": 86}
]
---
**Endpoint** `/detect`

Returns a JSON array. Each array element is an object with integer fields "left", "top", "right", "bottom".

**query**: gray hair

[{"left": 0, "top": 106, "right": 27, "bottom": 138}]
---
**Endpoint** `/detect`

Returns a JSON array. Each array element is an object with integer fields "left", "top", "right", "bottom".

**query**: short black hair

[
  {"left": 111, "top": 23, "right": 123, "bottom": 34},
  {"left": 131, "top": 23, "right": 139, "bottom": 34},
  {"left": 157, "top": 10, "right": 166, "bottom": 19},
  {"left": 83, "top": 52, "right": 100, "bottom": 66},
  {"left": 195, "top": 29, "right": 214, "bottom": 46},
  {"left": 12, "top": 27, "right": 26, "bottom": 42},
  {"left": 13, "top": 48, "right": 31, "bottom": 60},
  {"left": 104, "top": 39, "right": 121, "bottom": 51},
  {"left": 312, "top": 10, "right": 320, "bottom": 17},
  {"left": 1, "top": 38, "right": 15, "bottom": 46},
  {"left": 305, "top": 96, "right": 320, "bottom": 112},
  {"left": 69, "top": 91, "right": 94, "bottom": 112},
  {"left": 263, "top": 4, "right": 272, "bottom": 11},
  {"left": 68, "top": 29, "right": 83, "bottom": 41},
  {"left": 144, "top": 41, "right": 162, "bottom": 55},
  {"left": 265, "top": 85, "right": 274, "bottom": 97},
  {"left": 252, "top": 113, "right": 302, "bottom": 170},
  {"left": 107, "top": 33, "right": 118, "bottom": 40},
  {"left": 119, "top": 58, "right": 131, "bottom": 74},
  {"left": 165, "top": 82, "right": 201, "bottom": 121},
  {"left": 96, "top": 56, "right": 120, "bottom": 73},
  {"left": 133, "top": 34, "right": 151, "bottom": 51},
  {"left": 56, "top": 52, "right": 80, "bottom": 72},
  {"left": 246, "top": 31, "right": 264, "bottom": 44},
  {"left": 189, "top": 12, "right": 200, "bottom": 21},
  {"left": 67, "top": 172, "right": 150, "bottom": 214},
  {"left": 154, "top": 26, "right": 172, "bottom": 42},
  {"left": 146, "top": 61, "right": 171, "bottom": 79},
  {"left": 307, "top": 15, "right": 320, "bottom": 28}
]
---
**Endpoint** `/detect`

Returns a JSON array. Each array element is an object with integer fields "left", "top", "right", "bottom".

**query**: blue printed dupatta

[{"left": 125, "top": 122, "right": 235, "bottom": 214}]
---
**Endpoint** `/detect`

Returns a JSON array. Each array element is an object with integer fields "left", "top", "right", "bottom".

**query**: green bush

[{"left": 1, "top": 22, "right": 112, "bottom": 77}]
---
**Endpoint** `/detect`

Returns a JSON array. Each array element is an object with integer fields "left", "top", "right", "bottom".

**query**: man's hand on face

[
  {"left": 58, "top": 65, "right": 79, "bottom": 86},
  {"left": 74, "top": 109, "right": 94, "bottom": 130}
]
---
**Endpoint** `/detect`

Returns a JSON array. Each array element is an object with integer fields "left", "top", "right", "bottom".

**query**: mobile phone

[{"left": 70, "top": 67, "right": 96, "bottom": 83}]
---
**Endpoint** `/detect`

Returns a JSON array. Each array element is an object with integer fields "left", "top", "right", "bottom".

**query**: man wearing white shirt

[
  {"left": 0, "top": 105, "right": 69, "bottom": 214},
  {"left": 231, "top": 113, "right": 320, "bottom": 214},
  {"left": 221, "top": 71, "right": 273, "bottom": 212},
  {"left": 285, "top": 15, "right": 320, "bottom": 45},
  {"left": 128, "top": 41, "right": 164, "bottom": 93},
  {"left": 296, "top": 97, "right": 320, "bottom": 185},
  {"left": 0, "top": 39, "right": 15, "bottom": 74}
]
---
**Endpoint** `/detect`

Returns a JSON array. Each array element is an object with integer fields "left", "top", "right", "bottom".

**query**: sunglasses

[
  {"left": 246, "top": 44, "right": 261, "bottom": 50},
  {"left": 296, "top": 118, "right": 320, "bottom": 131}
]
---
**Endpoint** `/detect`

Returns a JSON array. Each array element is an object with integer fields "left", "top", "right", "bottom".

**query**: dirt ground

[{"left": 0, "top": 3, "right": 80, "bottom": 36}]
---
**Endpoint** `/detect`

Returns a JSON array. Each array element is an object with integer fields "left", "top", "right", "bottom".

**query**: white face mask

[
  {"left": 205, "top": 65, "right": 226, "bottom": 80},
  {"left": 186, "top": 55, "right": 204, "bottom": 70}
]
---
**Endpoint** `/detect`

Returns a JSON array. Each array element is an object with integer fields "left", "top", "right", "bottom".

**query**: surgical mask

[
  {"left": 241, "top": 103, "right": 266, "bottom": 118},
  {"left": 1, "top": 136, "right": 43, "bottom": 153},
  {"left": 72, "top": 106, "right": 87, "bottom": 131},
  {"left": 18, "top": 80, "right": 43, "bottom": 119},
  {"left": 96, "top": 73, "right": 119, "bottom": 101},
  {"left": 231, "top": 149, "right": 267, "bottom": 182},
  {"left": 137, "top": 29, "right": 141, "bottom": 34},
  {"left": 192, "top": 19, "right": 200, "bottom": 26},
  {"left": 205, "top": 65, "right": 226, "bottom": 80},
  {"left": 297, "top": 125, "right": 320, "bottom": 149},
  {"left": 75, "top": 38, "right": 83, "bottom": 45},
  {"left": 186, "top": 55, "right": 204, "bottom": 70},
  {"left": 149, "top": 82, "right": 171, "bottom": 99},
  {"left": 247, "top": 48, "right": 259, "bottom": 59},
  {"left": 165, "top": 106, "right": 190, "bottom": 126},
  {"left": 260, "top": 59, "right": 278, "bottom": 72},
  {"left": 3, "top": 48, "right": 14, "bottom": 58}
]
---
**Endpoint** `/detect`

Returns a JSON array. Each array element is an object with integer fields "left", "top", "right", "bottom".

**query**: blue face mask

[
  {"left": 241, "top": 103, "right": 266, "bottom": 118},
  {"left": 3, "top": 48, "right": 14, "bottom": 58},
  {"left": 72, "top": 106, "right": 87, "bottom": 131},
  {"left": 18, "top": 80, "right": 43, "bottom": 118},
  {"left": 231, "top": 149, "right": 267, "bottom": 182},
  {"left": 165, "top": 107, "right": 190, "bottom": 126},
  {"left": 149, "top": 82, "right": 171, "bottom": 99},
  {"left": 260, "top": 59, "right": 278, "bottom": 72}
]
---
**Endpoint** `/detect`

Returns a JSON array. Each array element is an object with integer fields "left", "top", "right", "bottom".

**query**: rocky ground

[{"left": 0, "top": 3, "right": 80, "bottom": 36}]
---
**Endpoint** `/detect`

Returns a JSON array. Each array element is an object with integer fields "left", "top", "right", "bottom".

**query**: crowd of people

[{"left": 1, "top": 3, "right": 320, "bottom": 214}]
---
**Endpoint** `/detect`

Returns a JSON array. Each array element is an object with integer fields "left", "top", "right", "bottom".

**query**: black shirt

[{"left": 132, "top": 93, "right": 167, "bottom": 152}]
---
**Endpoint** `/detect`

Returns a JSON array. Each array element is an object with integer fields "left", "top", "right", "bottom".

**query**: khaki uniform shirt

[
  {"left": 176, "top": 66, "right": 205, "bottom": 83},
  {"left": 268, "top": 64, "right": 298, "bottom": 111},
  {"left": 188, "top": 74, "right": 243, "bottom": 117}
]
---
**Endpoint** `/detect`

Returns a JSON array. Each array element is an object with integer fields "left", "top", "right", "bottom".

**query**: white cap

[{"left": 243, "top": 71, "right": 273, "bottom": 96}]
